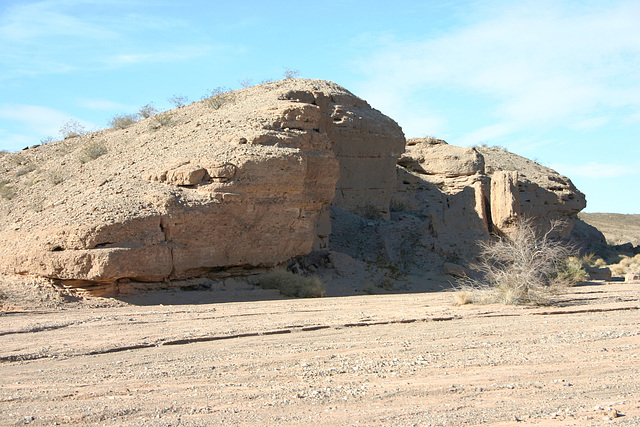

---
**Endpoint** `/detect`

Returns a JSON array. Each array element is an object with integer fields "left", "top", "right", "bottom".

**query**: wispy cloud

[
  {"left": 549, "top": 161, "right": 638, "bottom": 179},
  {"left": 75, "top": 98, "right": 132, "bottom": 111},
  {"left": 0, "top": 0, "right": 223, "bottom": 80},
  {"left": 354, "top": 1, "right": 640, "bottom": 139},
  {"left": 0, "top": 104, "right": 95, "bottom": 150}
]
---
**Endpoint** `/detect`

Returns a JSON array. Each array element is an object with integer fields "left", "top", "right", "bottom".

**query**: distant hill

[{"left": 578, "top": 213, "right": 640, "bottom": 246}]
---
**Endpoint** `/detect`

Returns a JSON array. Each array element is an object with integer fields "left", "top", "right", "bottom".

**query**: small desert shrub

[
  {"left": 59, "top": 120, "right": 86, "bottom": 139},
  {"left": 108, "top": 113, "right": 139, "bottom": 129},
  {"left": 0, "top": 180, "right": 16, "bottom": 200},
  {"left": 138, "top": 104, "right": 159, "bottom": 119},
  {"left": 40, "top": 136, "right": 56, "bottom": 144},
  {"left": 48, "top": 170, "right": 65, "bottom": 185},
  {"left": 258, "top": 270, "right": 326, "bottom": 298},
  {"left": 150, "top": 111, "right": 175, "bottom": 129},
  {"left": 238, "top": 78, "right": 253, "bottom": 88},
  {"left": 78, "top": 141, "right": 108, "bottom": 164},
  {"left": 460, "top": 218, "right": 575, "bottom": 305},
  {"left": 554, "top": 256, "right": 589, "bottom": 285},
  {"left": 610, "top": 254, "right": 640, "bottom": 276},
  {"left": 283, "top": 67, "right": 300, "bottom": 79},
  {"left": 202, "top": 87, "right": 234, "bottom": 110},
  {"left": 168, "top": 94, "right": 189, "bottom": 108},
  {"left": 356, "top": 203, "right": 383, "bottom": 221},
  {"left": 15, "top": 164, "right": 36, "bottom": 177}
]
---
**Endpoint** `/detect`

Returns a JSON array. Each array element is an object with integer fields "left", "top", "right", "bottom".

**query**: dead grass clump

[
  {"left": 150, "top": 112, "right": 175, "bottom": 129},
  {"left": 59, "top": 120, "right": 86, "bottom": 139},
  {"left": 202, "top": 87, "right": 235, "bottom": 110},
  {"left": 0, "top": 180, "right": 16, "bottom": 200},
  {"left": 138, "top": 104, "right": 159, "bottom": 119},
  {"left": 610, "top": 254, "right": 640, "bottom": 276},
  {"left": 108, "top": 113, "right": 138, "bottom": 129},
  {"left": 78, "top": 141, "right": 108, "bottom": 164},
  {"left": 168, "top": 94, "right": 189, "bottom": 108},
  {"left": 258, "top": 270, "right": 326, "bottom": 298},
  {"left": 459, "top": 218, "right": 575, "bottom": 305}
]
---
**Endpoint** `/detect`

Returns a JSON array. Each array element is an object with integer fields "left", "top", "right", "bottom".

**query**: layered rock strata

[{"left": 0, "top": 79, "right": 403, "bottom": 286}]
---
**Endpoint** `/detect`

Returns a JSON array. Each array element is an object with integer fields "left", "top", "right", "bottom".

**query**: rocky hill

[{"left": 0, "top": 79, "right": 586, "bottom": 294}]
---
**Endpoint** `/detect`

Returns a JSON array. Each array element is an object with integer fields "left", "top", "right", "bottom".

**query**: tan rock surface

[{"left": 0, "top": 79, "right": 403, "bottom": 287}]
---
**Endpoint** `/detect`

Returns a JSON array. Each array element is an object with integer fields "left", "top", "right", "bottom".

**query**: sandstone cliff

[
  {"left": 0, "top": 80, "right": 587, "bottom": 293},
  {"left": 0, "top": 79, "right": 403, "bottom": 289}
]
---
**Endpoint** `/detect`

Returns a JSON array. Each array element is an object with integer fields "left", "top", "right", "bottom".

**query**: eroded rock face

[
  {"left": 0, "top": 79, "right": 402, "bottom": 287},
  {"left": 393, "top": 139, "right": 586, "bottom": 260}
]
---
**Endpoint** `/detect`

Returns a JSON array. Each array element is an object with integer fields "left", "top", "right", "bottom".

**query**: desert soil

[{"left": 1, "top": 281, "right": 640, "bottom": 426}]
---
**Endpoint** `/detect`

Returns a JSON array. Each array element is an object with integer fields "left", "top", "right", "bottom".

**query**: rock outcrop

[
  {"left": 0, "top": 80, "right": 588, "bottom": 293},
  {"left": 0, "top": 79, "right": 402, "bottom": 288},
  {"left": 392, "top": 138, "right": 586, "bottom": 261}
]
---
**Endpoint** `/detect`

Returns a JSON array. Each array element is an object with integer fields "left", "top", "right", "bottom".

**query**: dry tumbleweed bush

[{"left": 457, "top": 218, "right": 577, "bottom": 305}]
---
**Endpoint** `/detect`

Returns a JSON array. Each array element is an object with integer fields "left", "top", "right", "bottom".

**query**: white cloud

[
  {"left": 549, "top": 162, "right": 638, "bottom": 179},
  {"left": 0, "top": 1, "right": 224, "bottom": 79},
  {"left": 0, "top": 104, "right": 96, "bottom": 151},
  {"left": 354, "top": 0, "right": 640, "bottom": 137},
  {"left": 0, "top": 104, "right": 71, "bottom": 135},
  {"left": 75, "top": 98, "right": 132, "bottom": 111}
]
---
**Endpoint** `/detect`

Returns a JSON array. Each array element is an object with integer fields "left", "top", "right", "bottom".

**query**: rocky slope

[
  {"left": 0, "top": 80, "right": 402, "bottom": 290},
  {"left": 0, "top": 80, "right": 587, "bottom": 292}
]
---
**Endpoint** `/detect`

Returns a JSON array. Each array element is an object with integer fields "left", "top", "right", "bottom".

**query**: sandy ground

[{"left": 1, "top": 280, "right": 639, "bottom": 426}]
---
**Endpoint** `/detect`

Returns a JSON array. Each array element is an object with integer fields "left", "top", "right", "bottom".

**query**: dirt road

[{"left": 1, "top": 281, "right": 639, "bottom": 426}]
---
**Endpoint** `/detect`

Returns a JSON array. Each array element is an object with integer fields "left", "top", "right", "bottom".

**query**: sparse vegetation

[
  {"left": 40, "top": 136, "right": 56, "bottom": 144},
  {"left": 15, "top": 163, "right": 36, "bottom": 177},
  {"left": 459, "top": 218, "right": 576, "bottom": 305},
  {"left": 151, "top": 111, "right": 175, "bottom": 129},
  {"left": 59, "top": 120, "right": 86, "bottom": 139},
  {"left": 356, "top": 203, "right": 383, "bottom": 221},
  {"left": 0, "top": 180, "right": 16, "bottom": 200},
  {"left": 283, "top": 68, "right": 300, "bottom": 79},
  {"left": 202, "top": 87, "right": 235, "bottom": 110},
  {"left": 48, "top": 170, "right": 65, "bottom": 185},
  {"left": 554, "top": 256, "right": 589, "bottom": 285},
  {"left": 108, "top": 113, "right": 139, "bottom": 129},
  {"left": 610, "top": 254, "right": 640, "bottom": 276},
  {"left": 138, "top": 104, "right": 159, "bottom": 119},
  {"left": 238, "top": 78, "right": 253, "bottom": 88},
  {"left": 258, "top": 270, "right": 326, "bottom": 298},
  {"left": 168, "top": 94, "right": 189, "bottom": 108},
  {"left": 78, "top": 141, "right": 108, "bottom": 164}
]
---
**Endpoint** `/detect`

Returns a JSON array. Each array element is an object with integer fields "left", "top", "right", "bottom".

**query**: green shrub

[
  {"left": 78, "top": 141, "right": 108, "bottom": 164},
  {"left": 258, "top": 270, "right": 326, "bottom": 298},
  {"left": 554, "top": 256, "right": 589, "bottom": 285},
  {"left": 59, "top": 119, "right": 86, "bottom": 139},
  {"left": 0, "top": 180, "right": 16, "bottom": 200},
  {"left": 108, "top": 113, "right": 139, "bottom": 129},
  {"left": 202, "top": 87, "right": 234, "bottom": 110},
  {"left": 139, "top": 104, "right": 159, "bottom": 119}
]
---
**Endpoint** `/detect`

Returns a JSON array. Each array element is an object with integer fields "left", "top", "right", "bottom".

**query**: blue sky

[{"left": 1, "top": 0, "right": 638, "bottom": 214}]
